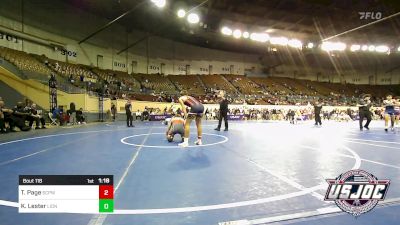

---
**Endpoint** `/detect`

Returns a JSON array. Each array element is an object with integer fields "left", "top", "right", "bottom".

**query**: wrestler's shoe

[
  {"left": 179, "top": 142, "right": 189, "bottom": 147},
  {"left": 194, "top": 139, "right": 202, "bottom": 145}
]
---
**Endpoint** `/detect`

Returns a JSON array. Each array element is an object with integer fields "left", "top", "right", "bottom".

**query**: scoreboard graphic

[{"left": 18, "top": 175, "right": 114, "bottom": 213}]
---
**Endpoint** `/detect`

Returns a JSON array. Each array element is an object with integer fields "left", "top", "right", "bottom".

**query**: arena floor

[{"left": 0, "top": 120, "right": 399, "bottom": 225}]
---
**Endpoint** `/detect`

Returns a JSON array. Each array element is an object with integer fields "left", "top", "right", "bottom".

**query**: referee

[
  {"left": 215, "top": 90, "right": 229, "bottom": 131},
  {"left": 125, "top": 100, "right": 134, "bottom": 127},
  {"left": 314, "top": 101, "right": 322, "bottom": 126},
  {"left": 358, "top": 94, "right": 372, "bottom": 130}
]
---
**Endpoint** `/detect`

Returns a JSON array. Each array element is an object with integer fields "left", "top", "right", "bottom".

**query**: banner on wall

[
  {"left": 62, "top": 44, "right": 78, "bottom": 62},
  {"left": 228, "top": 114, "right": 244, "bottom": 120},
  {"left": 149, "top": 114, "right": 172, "bottom": 121},
  {"left": 0, "top": 31, "right": 22, "bottom": 50},
  {"left": 148, "top": 64, "right": 161, "bottom": 73},
  {"left": 114, "top": 61, "right": 126, "bottom": 69},
  {"left": 176, "top": 65, "right": 186, "bottom": 74}
]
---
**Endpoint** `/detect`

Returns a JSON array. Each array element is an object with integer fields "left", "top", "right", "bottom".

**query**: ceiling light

[
  {"left": 250, "top": 33, "right": 269, "bottom": 42},
  {"left": 375, "top": 45, "right": 389, "bottom": 53},
  {"left": 350, "top": 44, "right": 361, "bottom": 52},
  {"left": 270, "top": 37, "right": 289, "bottom": 46},
  {"left": 307, "top": 42, "right": 314, "bottom": 48},
  {"left": 361, "top": 45, "right": 368, "bottom": 51},
  {"left": 368, "top": 45, "right": 375, "bottom": 52},
  {"left": 243, "top": 31, "right": 249, "bottom": 39},
  {"left": 321, "top": 41, "right": 346, "bottom": 51},
  {"left": 233, "top": 29, "right": 242, "bottom": 39},
  {"left": 288, "top": 39, "right": 302, "bottom": 48},
  {"left": 187, "top": 13, "right": 200, "bottom": 24},
  {"left": 151, "top": 0, "right": 166, "bottom": 8},
  {"left": 221, "top": 27, "right": 232, "bottom": 35},
  {"left": 177, "top": 9, "right": 186, "bottom": 18}
]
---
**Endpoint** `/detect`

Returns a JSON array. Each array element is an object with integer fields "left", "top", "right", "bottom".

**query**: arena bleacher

[{"left": 0, "top": 44, "right": 398, "bottom": 107}]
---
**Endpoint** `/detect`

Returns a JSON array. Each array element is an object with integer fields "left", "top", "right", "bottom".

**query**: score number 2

[{"left": 99, "top": 185, "right": 114, "bottom": 199}]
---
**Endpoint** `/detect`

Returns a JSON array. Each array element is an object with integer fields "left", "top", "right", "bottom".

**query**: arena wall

[
  {"left": 0, "top": 0, "right": 398, "bottom": 84},
  {"left": 270, "top": 65, "right": 399, "bottom": 85},
  {"left": 0, "top": 12, "right": 261, "bottom": 76}
]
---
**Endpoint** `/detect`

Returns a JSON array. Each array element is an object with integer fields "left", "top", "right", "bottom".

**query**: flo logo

[
  {"left": 359, "top": 12, "right": 382, "bottom": 20},
  {"left": 324, "top": 170, "right": 390, "bottom": 217}
]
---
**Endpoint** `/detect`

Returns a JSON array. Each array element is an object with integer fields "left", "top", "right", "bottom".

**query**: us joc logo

[{"left": 324, "top": 170, "right": 390, "bottom": 217}]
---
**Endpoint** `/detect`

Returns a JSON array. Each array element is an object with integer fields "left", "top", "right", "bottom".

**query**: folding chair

[{"left": 48, "top": 112, "right": 58, "bottom": 126}]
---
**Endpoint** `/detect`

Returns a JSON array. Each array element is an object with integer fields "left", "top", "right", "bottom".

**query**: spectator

[
  {"left": 76, "top": 108, "right": 85, "bottom": 124},
  {"left": 111, "top": 103, "right": 117, "bottom": 122},
  {"left": 69, "top": 102, "right": 76, "bottom": 125},
  {"left": 52, "top": 106, "right": 65, "bottom": 126},
  {"left": 12, "top": 102, "right": 31, "bottom": 131},
  {"left": 0, "top": 98, "right": 5, "bottom": 133},
  {"left": 49, "top": 73, "right": 57, "bottom": 89},
  {"left": 135, "top": 110, "right": 142, "bottom": 120},
  {"left": 0, "top": 98, "right": 15, "bottom": 132},
  {"left": 29, "top": 104, "right": 46, "bottom": 129},
  {"left": 141, "top": 107, "right": 150, "bottom": 121}
]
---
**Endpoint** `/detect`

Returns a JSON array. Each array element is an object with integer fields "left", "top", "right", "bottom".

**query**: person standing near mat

[
  {"left": 383, "top": 94, "right": 396, "bottom": 132},
  {"left": 313, "top": 101, "right": 322, "bottom": 126},
  {"left": 125, "top": 100, "right": 134, "bottom": 127},
  {"left": 358, "top": 94, "right": 372, "bottom": 130},
  {"left": 0, "top": 98, "right": 5, "bottom": 133},
  {"left": 215, "top": 90, "right": 229, "bottom": 131},
  {"left": 111, "top": 103, "right": 117, "bottom": 122},
  {"left": 394, "top": 97, "right": 400, "bottom": 128},
  {"left": 178, "top": 90, "right": 204, "bottom": 147}
]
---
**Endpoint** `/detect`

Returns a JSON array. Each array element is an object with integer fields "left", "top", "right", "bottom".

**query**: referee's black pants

[
  {"left": 359, "top": 110, "right": 371, "bottom": 128},
  {"left": 217, "top": 111, "right": 228, "bottom": 130},
  {"left": 314, "top": 114, "right": 322, "bottom": 125},
  {"left": 126, "top": 113, "right": 133, "bottom": 127}
]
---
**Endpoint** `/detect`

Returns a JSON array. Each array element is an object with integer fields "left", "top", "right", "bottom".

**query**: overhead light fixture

[
  {"left": 221, "top": 27, "right": 232, "bottom": 35},
  {"left": 233, "top": 29, "right": 242, "bottom": 39},
  {"left": 361, "top": 45, "right": 368, "bottom": 51},
  {"left": 398, "top": 46, "right": 400, "bottom": 52},
  {"left": 350, "top": 44, "right": 361, "bottom": 52},
  {"left": 368, "top": 45, "right": 376, "bottom": 52},
  {"left": 151, "top": 0, "right": 166, "bottom": 8},
  {"left": 187, "top": 13, "right": 200, "bottom": 24},
  {"left": 375, "top": 45, "right": 389, "bottom": 53},
  {"left": 177, "top": 9, "right": 186, "bottom": 18},
  {"left": 307, "top": 42, "right": 314, "bottom": 48},
  {"left": 288, "top": 39, "right": 302, "bottom": 48},
  {"left": 242, "top": 31, "right": 249, "bottom": 39},
  {"left": 321, "top": 41, "right": 346, "bottom": 51},
  {"left": 250, "top": 33, "right": 269, "bottom": 42},
  {"left": 270, "top": 37, "right": 288, "bottom": 46}
]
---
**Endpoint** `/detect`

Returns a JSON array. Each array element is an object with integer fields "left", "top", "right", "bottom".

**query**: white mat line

[
  {"left": 345, "top": 138, "right": 400, "bottom": 145},
  {"left": 220, "top": 197, "right": 400, "bottom": 225},
  {"left": 344, "top": 140, "right": 400, "bottom": 150},
  {"left": 87, "top": 128, "right": 152, "bottom": 225},
  {"left": 0, "top": 134, "right": 99, "bottom": 166}
]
